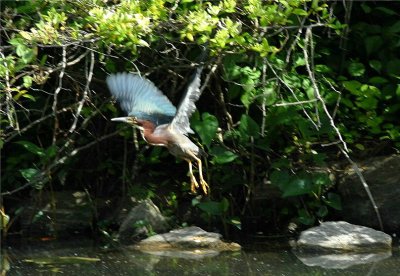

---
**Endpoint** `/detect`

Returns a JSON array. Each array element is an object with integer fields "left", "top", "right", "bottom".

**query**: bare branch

[
  {"left": 303, "top": 27, "right": 348, "bottom": 152},
  {"left": 4, "top": 107, "right": 72, "bottom": 143},
  {"left": 51, "top": 46, "right": 67, "bottom": 144},
  {"left": 69, "top": 49, "right": 95, "bottom": 133}
]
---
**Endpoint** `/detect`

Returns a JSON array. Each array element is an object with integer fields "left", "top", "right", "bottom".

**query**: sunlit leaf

[
  {"left": 348, "top": 62, "right": 365, "bottom": 77},
  {"left": 20, "top": 168, "right": 39, "bottom": 181},
  {"left": 16, "top": 141, "right": 45, "bottom": 156}
]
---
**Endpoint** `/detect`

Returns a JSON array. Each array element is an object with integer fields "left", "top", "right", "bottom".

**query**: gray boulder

[
  {"left": 296, "top": 221, "right": 392, "bottom": 252},
  {"left": 338, "top": 155, "right": 400, "bottom": 232},
  {"left": 118, "top": 199, "right": 169, "bottom": 243}
]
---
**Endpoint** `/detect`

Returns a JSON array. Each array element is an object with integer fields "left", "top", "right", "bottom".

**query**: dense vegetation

[{"left": 1, "top": 0, "right": 399, "bottom": 239}]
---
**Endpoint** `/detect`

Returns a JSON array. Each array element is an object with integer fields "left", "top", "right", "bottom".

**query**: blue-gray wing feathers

[
  {"left": 107, "top": 73, "right": 176, "bottom": 125},
  {"left": 171, "top": 67, "right": 203, "bottom": 135}
]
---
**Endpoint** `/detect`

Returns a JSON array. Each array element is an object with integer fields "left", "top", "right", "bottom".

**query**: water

[{"left": 2, "top": 238, "right": 400, "bottom": 275}]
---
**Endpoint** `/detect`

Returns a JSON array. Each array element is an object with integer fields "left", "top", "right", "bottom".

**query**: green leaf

[
  {"left": 282, "top": 177, "right": 313, "bottom": 197},
  {"left": 45, "top": 145, "right": 58, "bottom": 158},
  {"left": 389, "top": 21, "right": 400, "bottom": 33},
  {"left": 20, "top": 168, "right": 40, "bottom": 181},
  {"left": 355, "top": 143, "right": 365, "bottom": 150},
  {"left": 297, "top": 209, "right": 315, "bottom": 225},
  {"left": 375, "top": 6, "right": 398, "bottom": 16},
  {"left": 369, "top": 76, "right": 388, "bottom": 84},
  {"left": 1, "top": 212, "right": 10, "bottom": 230},
  {"left": 16, "top": 141, "right": 45, "bottom": 157},
  {"left": 316, "top": 205, "right": 328, "bottom": 218},
  {"left": 387, "top": 59, "right": 400, "bottom": 76},
  {"left": 210, "top": 146, "right": 238, "bottom": 164},
  {"left": 239, "top": 114, "right": 260, "bottom": 139},
  {"left": 192, "top": 112, "right": 218, "bottom": 148},
  {"left": 292, "top": 8, "right": 308, "bottom": 16},
  {"left": 312, "top": 173, "right": 331, "bottom": 186},
  {"left": 369, "top": 60, "right": 382, "bottom": 73},
  {"left": 348, "top": 62, "right": 365, "bottom": 77},
  {"left": 271, "top": 170, "right": 313, "bottom": 197},
  {"left": 23, "top": 75, "right": 33, "bottom": 88},
  {"left": 228, "top": 217, "right": 241, "bottom": 230},
  {"left": 365, "top": 36, "right": 383, "bottom": 56},
  {"left": 196, "top": 198, "right": 229, "bottom": 216},
  {"left": 342, "top": 80, "right": 362, "bottom": 95},
  {"left": 324, "top": 192, "right": 342, "bottom": 210}
]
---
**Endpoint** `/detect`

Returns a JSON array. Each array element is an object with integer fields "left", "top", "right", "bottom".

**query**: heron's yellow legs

[{"left": 185, "top": 155, "right": 210, "bottom": 194}]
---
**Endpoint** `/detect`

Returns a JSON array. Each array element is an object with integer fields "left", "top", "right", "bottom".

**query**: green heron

[{"left": 107, "top": 67, "right": 209, "bottom": 194}]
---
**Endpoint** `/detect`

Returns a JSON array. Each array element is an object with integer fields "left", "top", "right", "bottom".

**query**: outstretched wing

[
  {"left": 107, "top": 73, "right": 176, "bottom": 125},
  {"left": 171, "top": 67, "right": 203, "bottom": 134}
]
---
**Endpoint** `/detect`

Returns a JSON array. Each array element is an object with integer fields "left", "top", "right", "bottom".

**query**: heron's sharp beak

[
  {"left": 111, "top": 117, "right": 129, "bottom": 123},
  {"left": 111, "top": 117, "right": 136, "bottom": 124}
]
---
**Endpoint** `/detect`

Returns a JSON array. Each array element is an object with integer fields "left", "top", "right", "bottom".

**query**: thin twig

[
  {"left": 51, "top": 46, "right": 67, "bottom": 144},
  {"left": 260, "top": 59, "right": 267, "bottom": 137},
  {"left": 4, "top": 107, "right": 72, "bottom": 143},
  {"left": 303, "top": 28, "right": 348, "bottom": 151},
  {"left": 69, "top": 49, "right": 94, "bottom": 133},
  {"left": 274, "top": 99, "right": 318, "bottom": 107}
]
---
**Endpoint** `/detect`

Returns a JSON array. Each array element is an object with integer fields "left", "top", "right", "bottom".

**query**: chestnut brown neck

[{"left": 136, "top": 119, "right": 169, "bottom": 146}]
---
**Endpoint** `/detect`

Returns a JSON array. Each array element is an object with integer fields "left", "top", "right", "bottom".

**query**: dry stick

[
  {"left": 322, "top": 76, "right": 342, "bottom": 120},
  {"left": 52, "top": 46, "right": 67, "bottom": 144},
  {"left": 274, "top": 99, "right": 318, "bottom": 107},
  {"left": 69, "top": 49, "right": 94, "bottom": 133},
  {"left": 303, "top": 28, "right": 348, "bottom": 152},
  {"left": 338, "top": 146, "right": 384, "bottom": 231},
  {"left": 199, "top": 58, "right": 219, "bottom": 94},
  {"left": 260, "top": 59, "right": 267, "bottom": 137},
  {"left": 46, "top": 49, "right": 89, "bottom": 76},
  {"left": 303, "top": 28, "right": 384, "bottom": 230}
]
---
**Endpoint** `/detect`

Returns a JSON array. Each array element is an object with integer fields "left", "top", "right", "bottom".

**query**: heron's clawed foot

[
  {"left": 199, "top": 179, "right": 210, "bottom": 195},
  {"left": 190, "top": 176, "right": 200, "bottom": 194}
]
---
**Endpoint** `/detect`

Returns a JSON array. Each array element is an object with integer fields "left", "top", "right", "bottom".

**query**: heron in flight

[{"left": 107, "top": 67, "right": 209, "bottom": 194}]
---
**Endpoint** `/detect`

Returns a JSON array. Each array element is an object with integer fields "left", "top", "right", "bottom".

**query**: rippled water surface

[{"left": 2, "top": 238, "right": 400, "bottom": 275}]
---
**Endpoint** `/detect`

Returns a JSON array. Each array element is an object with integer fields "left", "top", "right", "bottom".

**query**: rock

[
  {"left": 118, "top": 199, "right": 169, "bottom": 243},
  {"left": 338, "top": 155, "right": 400, "bottom": 232},
  {"left": 296, "top": 221, "right": 392, "bottom": 252},
  {"left": 134, "top": 226, "right": 240, "bottom": 258}
]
